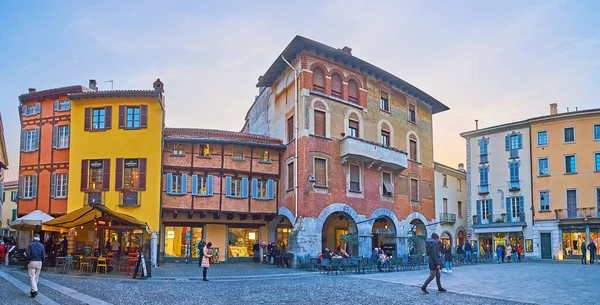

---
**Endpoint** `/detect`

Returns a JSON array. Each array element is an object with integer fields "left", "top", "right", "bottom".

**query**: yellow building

[
  {"left": 66, "top": 79, "right": 165, "bottom": 243},
  {"left": 531, "top": 103, "right": 600, "bottom": 260},
  {"left": 2, "top": 181, "right": 18, "bottom": 237}
]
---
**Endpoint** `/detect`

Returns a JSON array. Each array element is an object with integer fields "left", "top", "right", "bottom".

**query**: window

[
  {"left": 457, "top": 179, "right": 462, "bottom": 191},
  {"left": 595, "top": 153, "right": 600, "bottom": 171},
  {"left": 52, "top": 173, "right": 68, "bottom": 198},
  {"left": 11, "top": 209, "right": 17, "bottom": 222},
  {"left": 173, "top": 144, "right": 184, "bottom": 156},
  {"left": 565, "top": 155, "right": 576, "bottom": 173},
  {"left": 595, "top": 124, "right": 600, "bottom": 140},
  {"left": 539, "top": 191, "right": 550, "bottom": 211},
  {"left": 480, "top": 200, "right": 490, "bottom": 219},
  {"left": 380, "top": 91, "right": 389, "bottom": 112},
  {"left": 287, "top": 162, "right": 294, "bottom": 191},
  {"left": 314, "top": 110, "right": 326, "bottom": 137},
  {"left": 126, "top": 107, "right": 141, "bottom": 128},
  {"left": 443, "top": 198, "right": 448, "bottom": 213},
  {"left": 193, "top": 175, "right": 213, "bottom": 196},
  {"left": 479, "top": 138, "right": 489, "bottom": 163},
  {"left": 233, "top": 146, "right": 244, "bottom": 160},
  {"left": 312, "top": 68, "right": 325, "bottom": 92},
  {"left": 408, "top": 104, "right": 416, "bottom": 123},
  {"left": 349, "top": 164, "right": 361, "bottom": 192},
  {"left": 508, "top": 197, "right": 522, "bottom": 221},
  {"left": 53, "top": 125, "right": 70, "bottom": 149},
  {"left": 331, "top": 74, "right": 343, "bottom": 98},
  {"left": 23, "top": 103, "right": 40, "bottom": 116},
  {"left": 564, "top": 127, "right": 575, "bottom": 143},
  {"left": 253, "top": 180, "right": 270, "bottom": 199},
  {"left": 230, "top": 178, "right": 243, "bottom": 197},
  {"left": 199, "top": 144, "right": 210, "bottom": 157},
  {"left": 409, "top": 136, "right": 417, "bottom": 161},
  {"left": 479, "top": 166, "right": 489, "bottom": 193},
  {"left": 382, "top": 172, "right": 393, "bottom": 196},
  {"left": 537, "top": 131, "right": 548, "bottom": 146},
  {"left": 442, "top": 174, "right": 448, "bottom": 187},
  {"left": 55, "top": 100, "right": 71, "bottom": 111},
  {"left": 123, "top": 159, "right": 139, "bottom": 189},
  {"left": 11, "top": 191, "right": 17, "bottom": 202},
  {"left": 170, "top": 174, "right": 182, "bottom": 194},
  {"left": 92, "top": 108, "right": 106, "bottom": 130},
  {"left": 538, "top": 158, "right": 549, "bottom": 176},
  {"left": 458, "top": 201, "right": 463, "bottom": 218},
  {"left": 566, "top": 189, "right": 577, "bottom": 218},
  {"left": 21, "top": 175, "right": 37, "bottom": 199},
  {"left": 287, "top": 116, "right": 294, "bottom": 142},
  {"left": 89, "top": 160, "right": 104, "bottom": 190},
  {"left": 509, "top": 161, "right": 520, "bottom": 182},
  {"left": 25, "top": 129, "right": 38, "bottom": 152},
  {"left": 410, "top": 178, "right": 419, "bottom": 202},
  {"left": 259, "top": 150, "right": 270, "bottom": 163},
  {"left": 165, "top": 173, "right": 187, "bottom": 195},
  {"left": 348, "top": 120, "right": 359, "bottom": 138},
  {"left": 314, "top": 158, "right": 327, "bottom": 187},
  {"left": 381, "top": 130, "right": 390, "bottom": 146},
  {"left": 508, "top": 134, "right": 521, "bottom": 158},
  {"left": 348, "top": 80, "right": 359, "bottom": 103}
]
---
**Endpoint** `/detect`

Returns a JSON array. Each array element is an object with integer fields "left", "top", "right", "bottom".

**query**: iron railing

[
  {"left": 439, "top": 213, "right": 456, "bottom": 224},
  {"left": 474, "top": 213, "right": 526, "bottom": 225},
  {"left": 84, "top": 191, "right": 105, "bottom": 206},
  {"left": 120, "top": 190, "right": 141, "bottom": 207},
  {"left": 555, "top": 207, "right": 597, "bottom": 219}
]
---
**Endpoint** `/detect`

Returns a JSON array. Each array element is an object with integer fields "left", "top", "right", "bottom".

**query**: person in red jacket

[{"left": 0, "top": 242, "right": 5, "bottom": 262}]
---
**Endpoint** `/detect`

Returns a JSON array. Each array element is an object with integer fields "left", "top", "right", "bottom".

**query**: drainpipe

[{"left": 281, "top": 55, "right": 299, "bottom": 221}]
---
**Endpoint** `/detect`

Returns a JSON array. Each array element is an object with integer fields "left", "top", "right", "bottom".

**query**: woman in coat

[
  {"left": 505, "top": 244, "right": 513, "bottom": 263},
  {"left": 201, "top": 242, "right": 213, "bottom": 281}
]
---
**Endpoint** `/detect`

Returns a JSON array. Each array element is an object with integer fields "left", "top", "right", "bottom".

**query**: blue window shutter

[
  {"left": 20, "top": 130, "right": 26, "bottom": 152},
  {"left": 34, "top": 128, "right": 40, "bottom": 151},
  {"left": 242, "top": 177, "right": 249, "bottom": 198},
  {"left": 505, "top": 135, "right": 510, "bottom": 151},
  {"left": 488, "top": 200, "right": 492, "bottom": 216},
  {"left": 32, "top": 174, "right": 38, "bottom": 198},
  {"left": 181, "top": 174, "right": 188, "bottom": 194},
  {"left": 506, "top": 197, "right": 511, "bottom": 220},
  {"left": 225, "top": 176, "right": 232, "bottom": 196},
  {"left": 21, "top": 105, "right": 26, "bottom": 116},
  {"left": 54, "top": 100, "right": 59, "bottom": 110},
  {"left": 519, "top": 196, "right": 524, "bottom": 213},
  {"left": 192, "top": 175, "right": 198, "bottom": 196},
  {"left": 267, "top": 179, "right": 274, "bottom": 199},
  {"left": 476, "top": 200, "right": 482, "bottom": 220},
  {"left": 52, "top": 125, "right": 58, "bottom": 148},
  {"left": 251, "top": 178, "right": 258, "bottom": 199},
  {"left": 50, "top": 173, "right": 56, "bottom": 198},
  {"left": 166, "top": 173, "right": 173, "bottom": 194},
  {"left": 517, "top": 134, "right": 523, "bottom": 149},
  {"left": 207, "top": 175, "right": 214, "bottom": 195}
]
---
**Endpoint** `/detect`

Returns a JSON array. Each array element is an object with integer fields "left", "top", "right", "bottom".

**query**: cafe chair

[
  {"left": 80, "top": 257, "right": 92, "bottom": 273},
  {"left": 96, "top": 257, "right": 108, "bottom": 274},
  {"left": 54, "top": 257, "right": 66, "bottom": 273}
]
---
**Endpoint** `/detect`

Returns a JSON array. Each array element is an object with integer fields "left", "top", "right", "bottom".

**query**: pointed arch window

[
  {"left": 331, "top": 74, "right": 343, "bottom": 98},
  {"left": 348, "top": 80, "right": 359, "bottom": 103},
  {"left": 312, "top": 68, "right": 325, "bottom": 92}
]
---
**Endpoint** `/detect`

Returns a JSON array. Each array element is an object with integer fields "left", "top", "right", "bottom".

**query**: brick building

[{"left": 245, "top": 36, "right": 450, "bottom": 257}]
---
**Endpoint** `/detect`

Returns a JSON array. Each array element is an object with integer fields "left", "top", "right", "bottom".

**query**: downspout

[{"left": 281, "top": 55, "right": 299, "bottom": 221}]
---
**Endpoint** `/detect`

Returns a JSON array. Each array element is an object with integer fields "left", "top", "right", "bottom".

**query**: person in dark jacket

[
  {"left": 322, "top": 248, "right": 332, "bottom": 260},
  {"left": 371, "top": 247, "right": 379, "bottom": 260},
  {"left": 587, "top": 241, "right": 596, "bottom": 264},
  {"left": 581, "top": 241, "right": 587, "bottom": 264},
  {"left": 252, "top": 241, "right": 261, "bottom": 264},
  {"left": 464, "top": 241, "right": 472, "bottom": 262},
  {"left": 197, "top": 239, "right": 206, "bottom": 267},
  {"left": 443, "top": 243, "right": 453, "bottom": 273},
  {"left": 27, "top": 234, "right": 46, "bottom": 298},
  {"left": 420, "top": 233, "right": 447, "bottom": 294}
]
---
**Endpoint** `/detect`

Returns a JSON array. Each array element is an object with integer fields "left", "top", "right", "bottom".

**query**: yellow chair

[
  {"left": 80, "top": 257, "right": 92, "bottom": 273},
  {"left": 96, "top": 257, "right": 108, "bottom": 274}
]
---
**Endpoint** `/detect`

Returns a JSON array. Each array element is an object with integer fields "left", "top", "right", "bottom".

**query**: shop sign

[
  {"left": 133, "top": 230, "right": 143, "bottom": 234},
  {"left": 90, "top": 160, "right": 103, "bottom": 168},
  {"left": 167, "top": 231, "right": 175, "bottom": 239},
  {"left": 373, "top": 229, "right": 394, "bottom": 235},
  {"left": 125, "top": 159, "right": 139, "bottom": 168}
]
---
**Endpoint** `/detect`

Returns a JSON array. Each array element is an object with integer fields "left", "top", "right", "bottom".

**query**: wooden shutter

[
  {"left": 287, "top": 163, "right": 294, "bottom": 189},
  {"left": 313, "top": 68, "right": 324, "bottom": 88},
  {"left": 287, "top": 116, "right": 294, "bottom": 141},
  {"left": 348, "top": 80, "right": 358, "bottom": 100},
  {"left": 241, "top": 177, "right": 249, "bottom": 198},
  {"left": 84, "top": 108, "right": 91, "bottom": 131},
  {"left": 140, "top": 105, "right": 148, "bottom": 128},
  {"left": 506, "top": 197, "right": 512, "bottom": 219},
  {"left": 50, "top": 173, "right": 57, "bottom": 198},
  {"left": 381, "top": 91, "right": 388, "bottom": 100},
  {"left": 102, "top": 159, "right": 110, "bottom": 191},
  {"left": 181, "top": 174, "right": 188, "bottom": 194},
  {"left": 267, "top": 179, "right": 274, "bottom": 199},
  {"left": 207, "top": 175, "right": 214, "bottom": 195},
  {"left": 32, "top": 174, "right": 38, "bottom": 198},
  {"left": 331, "top": 74, "right": 342, "bottom": 94},
  {"left": 251, "top": 178, "right": 258, "bottom": 199},
  {"left": 34, "top": 128, "right": 40, "bottom": 151},
  {"left": 118, "top": 105, "right": 126, "bottom": 128},
  {"left": 410, "top": 179, "right": 418, "bottom": 201},
  {"left": 350, "top": 165, "right": 359, "bottom": 183},
  {"left": 349, "top": 120, "right": 359, "bottom": 132},
  {"left": 192, "top": 175, "right": 199, "bottom": 196},
  {"left": 225, "top": 176, "right": 232, "bottom": 196},
  {"left": 166, "top": 173, "right": 173, "bottom": 194},
  {"left": 314, "top": 110, "right": 326, "bottom": 137},
  {"left": 315, "top": 158, "right": 326, "bottom": 186},
  {"left": 54, "top": 100, "right": 59, "bottom": 111},
  {"left": 410, "top": 140, "right": 417, "bottom": 161},
  {"left": 81, "top": 159, "right": 89, "bottom": 191},
  {"left": 115, "top": 158, "right": 123, "bottom": 190},
  {"left": 66, "top": 124, "right": 70, "bottom": 147},
  {"left": 517, "top": 134, "right": 523, "bottom": 149},
  {"left": 52, "top": 125, "right": 58, "bottom": 148},
  {"left": 505, "top": 135, "right": 510, "bottom": 151},
  {"left": 138, "top": 158, "right": 147, "bottom": 190},
  {"left": 20, "top": 129, "right": 26, "bottom": 151},
  {"left": 18, "top": 176, "right": 23, "bottom": 199},
  {"left": 104, "top": 106, "right": 112, "bottom": 129}
]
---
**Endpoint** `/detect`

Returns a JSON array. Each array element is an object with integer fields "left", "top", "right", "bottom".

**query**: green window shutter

[{"left": 12, "top": 209, "right": 17, "bottom": 222}]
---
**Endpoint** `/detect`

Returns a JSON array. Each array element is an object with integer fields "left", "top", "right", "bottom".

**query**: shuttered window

[
  {"left": 409, "top": 139, "right": 417, "bottom": 161},
  {"left": 382, "top": 172, "right": 394, "bottom": 196},
  {"left": 89, "top": 106, "right": 112, "bottom": 130},
  {"left": 287, "top": 162, "right": 294, "bottom": 190},
  {"left": 313, "top": 68, "right": 325, "bottom": 92},
  {"left": 81, "top": 160, "right": 89, "bottom": 191},
  {"left": 349, "top": 120, "right": 359, "bottom": 138},
  {"left": 348, "top": 80, "right": 359, "bottom": 103},
  {"left": 314, "top": 110, "right": 326, "bottom": 137},
  {"left": 331, "top": 74, "right": 342, "bottom": 98},
  {"left": 380, "top": 91, "right": 389, "bottom": 112},
  {"left": 287, "top": 116, "right": 294, "bottom": 142},
  {"left": 381, "top": 130, "right": 390, "bottom": 146},
  {"left": 314, "top": 158, "right": 327, "bottom": 187},
  {"left": 408, "top": 104, "right": 416, "bottom": 123},
  {"left": 410, "top": 178, "right": 419, "bottom": 202},
  {"left": 349, "top": 164, "right": 360, "bottom": 192}
]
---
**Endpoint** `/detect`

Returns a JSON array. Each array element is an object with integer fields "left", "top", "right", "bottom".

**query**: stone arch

[
  {"left": 310, "top": 62, "right": 329, "bottom": 74},
  {"left": 318, "top": 203, "right": 364, "bottom": 256},
  {"left": 369, "top": 208, "right": 402, "bottom": 236},
  {"left": 377, "top": 119, "right": 394, "bottom": 146},
  {"left": 278, "top": 207, "right": 295, "bottom": 225},
  {"left": 317, "top": 203, "right": 364, "bottom": 230},
  {"left": 440, "top": 230, "right": 453, "bottom": 248},
  {"left": 344, "top": 109, "right": 364, "bottom": 138},
  {"left": 456, "top": 226, "right": 467, "bottom": 246},
  {"left": 406, "top": 130, "right": 421, "bottom": 162},
  {"left": 312, "top": 100, "right": 329, "bottom": 112},
  {"left": 346, "top": 75, "right": 363, "bottom": 89}
]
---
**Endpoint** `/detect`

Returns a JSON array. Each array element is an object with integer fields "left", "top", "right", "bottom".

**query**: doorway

[{"left": 541, "top": 233, "right": 552, "bottom": 259}]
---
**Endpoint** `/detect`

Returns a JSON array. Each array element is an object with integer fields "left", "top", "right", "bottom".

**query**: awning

[
  {"left": 10, "top": 210, "right": 54, "bottom": 230},
  {"left": 44, "top": 205, "right": 150, "bottom": 233}
]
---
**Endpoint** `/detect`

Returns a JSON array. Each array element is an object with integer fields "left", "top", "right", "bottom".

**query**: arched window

[
  {"left": 409, "top": 134, "right": 418, "bottom": 161},
  {"left": 331, "top": 74, "right": 343, "bottom": 98},
  {"left": 348, "top": 80, "right": 359, "bottom": 103},
  {"left": 313, "top": 68, "right": 325, "bottom": 92},
  {"left": 348, "top": 112, "right": 360, "bottom": 138},
  {"left": 381, "top": 123, "right": 391, "bottom": 147},
  {"left": 313, "top": 101, "right": 327, "bottom": 137}
]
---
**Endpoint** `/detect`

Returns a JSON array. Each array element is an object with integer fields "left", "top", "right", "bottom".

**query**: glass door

[{"left": 190, "top": 227, "right": 204, "bottom": 260}]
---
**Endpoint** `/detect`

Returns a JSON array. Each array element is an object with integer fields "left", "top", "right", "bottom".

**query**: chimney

[
  {"left": 341, "top": 46, "right": 352, "bottom": 55},
  {"left": 567, "top": 107, "right": 569, "bottom": 113},
  {"left": 458, "top": 163, "right": 465, "bottom": 172},
  {"left": 475, "top": 119, "right": 479, "bottom": 130},
  {"left": 28, "top": 88, "right": 36, "bottom": 93},
  {"left": 549, "top": 103, "right": 558, "bottom": 115},
  {"left": 153, "top": 78, "right": 164, "bottom": 93},
  {"left": 89, "top": 80, "right": 97, "bottom": 91}
]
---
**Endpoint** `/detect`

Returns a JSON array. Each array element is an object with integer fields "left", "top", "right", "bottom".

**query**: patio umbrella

[{"left": 9, "top": 210, "right": 55, "bottom": 230}]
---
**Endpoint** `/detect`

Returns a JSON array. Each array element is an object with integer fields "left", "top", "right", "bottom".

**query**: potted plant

[{"left": 339, "top": 234, "right": 359, "bottom": 256}]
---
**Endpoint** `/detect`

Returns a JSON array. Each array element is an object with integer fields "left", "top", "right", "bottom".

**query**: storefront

[
  {"left": 227, "top": 227, "right": 258, "bottom": 260},
  {"left": 163, "top": 225, "right": 204, "bottom": 263},
  {"left": 478, "top": 234, "right": 493, "bottom": 255}
]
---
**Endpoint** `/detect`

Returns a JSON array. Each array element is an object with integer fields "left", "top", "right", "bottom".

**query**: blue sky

[{"left": 1, "top": 0, "right": 599, "bottom": 181}]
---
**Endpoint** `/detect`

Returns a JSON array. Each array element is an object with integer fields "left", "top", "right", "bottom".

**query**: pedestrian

[
  {"left": 0, "top": 242, "right": 5, "bottom": 263},
  {"left": 581, "top": 240, "right": 587, "bottom": 264},
  {"left": 252, "top": 240, "right": 260, "bottom": 264},
  {"left": 496, "top": 244, "right": 503, "bottom": 263},
  {"left": 464, "top": 241, "right": 472, "bottom": 263},
  {"left": 271, "top": 242, "right": 278, "bottom": 264},
  {"left": 500, "top": 244, "right": 506, "bottom": 263},
  {"left": 420, "top": 233, "right": 447, "bottom": 294},
  {"left": 516, "top": 244, "right": 523, "bottom": 262},
  {"left": 27, "top": 233, "right": 46, "bottom": 298},
  {"left": 61, "top": 236, "right": 68, "bottom": 256},
  {"left": 506, "top": 244, "right": 512, "bottom": 263},
  {"left": 197, "top": 238, "right": 206, "bottom": 267},
  {"left": 587, "top": 241, "right": 596, "bottom": 264},
  {"left": 371, "top": 247, "right": 379, "bottom": 260},
  {"left": 443, "top": 242, "right": 453, "bottom": 273},
  {"left": 201, "top": 242, "right": 213, "bottom": 281}
]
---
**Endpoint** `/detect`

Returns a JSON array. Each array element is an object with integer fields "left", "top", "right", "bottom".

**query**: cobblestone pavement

[{"left": 1, "top": 261, "right": 587, "bottom": 304}]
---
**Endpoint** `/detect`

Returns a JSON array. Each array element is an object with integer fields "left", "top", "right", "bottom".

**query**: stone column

[
  {"left": 288, "top": 217, "right": 321, "bottom": 261},
  {"left": 358, "top": 235, "right": 372, "bottom": 258},
  {"left": 396, "top": 236, "right": 408, "bottom": 256}
]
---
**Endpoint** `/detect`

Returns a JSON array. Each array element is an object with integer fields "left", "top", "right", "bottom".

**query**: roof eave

[{"left": 460, "top": 120, "right": 529, "bottom": 138}]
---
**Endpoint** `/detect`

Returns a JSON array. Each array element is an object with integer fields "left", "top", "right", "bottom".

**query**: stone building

[
  {"left": 244, "top": 36, "right": 450, "bottom": 258},
  {"left": 432, "top": 162, "right": 467, "bottom": 251}
]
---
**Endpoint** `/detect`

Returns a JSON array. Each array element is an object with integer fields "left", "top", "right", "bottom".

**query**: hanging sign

[{"left": 90, "top": 160, "right": 103, "bottom": 168}]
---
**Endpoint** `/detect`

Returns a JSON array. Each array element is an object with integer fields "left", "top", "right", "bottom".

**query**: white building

[
  {"left": 433, "top": 162, "right": 467, "bottom": 250},
  {"left": 461, "top": 120, "right": 535, "bottom": 258}
]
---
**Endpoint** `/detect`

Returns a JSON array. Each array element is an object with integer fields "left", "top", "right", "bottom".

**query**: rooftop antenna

[{"left": 104, "top": 80, "right": 114, "bottom": 90}]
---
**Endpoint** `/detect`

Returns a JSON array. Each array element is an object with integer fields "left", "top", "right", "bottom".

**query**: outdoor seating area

[{"left": 46, "top": 252, "right": 142, "bottom": 276}]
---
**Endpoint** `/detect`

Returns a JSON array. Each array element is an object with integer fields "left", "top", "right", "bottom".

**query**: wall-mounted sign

[
  {"left": 125, "top": 159, "right": 139, "bottom": 168},
  {"left": 373, "top": 229, "right": 394, "bottom": 235},
  {"left": 167, "top": 231, "right": 175, "bottom": 239},
  {"left": 90, "top": 160, "right": 103, "bottom": 168}
]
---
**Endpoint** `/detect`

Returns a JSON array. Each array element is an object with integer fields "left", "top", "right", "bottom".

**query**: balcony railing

[
  {"left": 439, "top": 213, "right": 456, "bottom": 224},
  {"left": 120, "top": 190, "right": 141, "bottom": 207},
  {"left": 339, "top": 136, "right": 408, "bottom": 172},
  {"left": 473, "top": 213, "right": 526, "bottom": 226},
  {"left": 510, "top": 149, "right": 519, "bottom": 159},
  {"left": 478, "top": 184, "right": 489, "bottom": 194},
  {"left": 508, "top": 180, "right": 520, "bottom": 191},
  {"left": 84, "top": 191, "right": 105, "bottom": 206},
  {"left": 555, "top": 207, "right": 597, "bottom": 220}
]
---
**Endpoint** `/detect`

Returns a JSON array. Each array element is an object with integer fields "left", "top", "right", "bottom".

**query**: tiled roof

[
  {"left": 69, "top": 90, "right": 160, "bottom": 100},
  {"left": 3, "top": 180, "right": 18, "bottom": 187},
  {"left": 19, "top": 85, "right": 93, "bottom": 103},
  {"left": 164, "top": 128, "right": 282, "bottom": 144}
]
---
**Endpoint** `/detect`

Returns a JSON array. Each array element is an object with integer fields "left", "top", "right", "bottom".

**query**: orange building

[{"left": 17, "top": 84, "right": 94, "bottom": 216}]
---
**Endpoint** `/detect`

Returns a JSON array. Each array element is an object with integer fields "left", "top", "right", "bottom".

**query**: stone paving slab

[{"left": 0, "top": 275, "right": 40, "bottom": 305}]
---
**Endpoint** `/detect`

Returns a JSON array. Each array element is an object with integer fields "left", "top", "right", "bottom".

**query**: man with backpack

[{"left": 421, "top": 233, "right": 447, "bottom": 294}]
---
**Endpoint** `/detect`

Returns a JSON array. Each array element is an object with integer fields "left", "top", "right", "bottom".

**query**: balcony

[
  {"left": 339, "top": 136, "right": 408, "bottom": 172},
  {"left": 120, "top": 190, "right": 141, "bottom": 207},
  {"left": 508, "top": 180, "right": 520, "bottom": 191},
  {"left": 510, "top": 149, "right": 519, "bottom": 159},
  {"left": 555, "top": 207, "right": 597, "bottom": 220},
  {"left": 478, "top": 184, "right": 490, "bottom": 194},
  {"left": 439, "top": 213, "right": 456, "bottom": 224},
  {"left": 84, "top": 191, "right": 105, "bottom": 206},
  {"left": 473, "top": 213, "right": 526, "bottom": 228}
]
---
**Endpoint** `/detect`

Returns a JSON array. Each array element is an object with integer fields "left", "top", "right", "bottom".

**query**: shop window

[
  {"left": 331, "top": 74, "right": 343, "bottom": 98},
  {"left": 164, "top": 226, "right": 203, "bottom": 259},
  {"left": 348, "top": 80, "right": 359, "bottom": 103},
  {"left": 312, "top": 68, "right": 325, "bottom": 92},
  {"left": 314, "top": 158, "right": 327, "bottom": 187},
  {"left": 348, "top": 119, "right": 359, "bottom": 138},
  {"left": 228, "top": 227, "right": 259, "bottom": 258},
  {"left": 233, "top": 145, "right": 244, "bottom": 160},
  {"left": 349, "top": 164, "right": 361, "bottom": 192},
  {"left": 382, "top": 171, "right": 393, "bottom": 196},
  {"left": 380, "top": 91, "right": 389, "bottom": 112},
  {"left": 199, "top": 144, "right": 210, "bottom": 157},
  {"left": 50, "top": 173, "right": 68, "bottom": 198},
  {"left": 410, "top": 178, "right": 419, "bottom": 202},
  {"left": 539, "top": 191, "right": 550, "bottom": 211},
  {"left": 259, "top": 149, "right": 270, "bottom": 163},
  {"left": 314, "top": 110, "right": 326, "bottom": 137},
  {"left": 287, "top": 162, "right": 294, "bottom": 191},
  {"left": 173, "top": 144, "right": 184, "bottom": 156},
  {"left": 408, "top": 104, "right": 416, "bottom": 123}
]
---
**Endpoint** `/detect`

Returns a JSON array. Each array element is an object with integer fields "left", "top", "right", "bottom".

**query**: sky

[{"left": 1, "top": 0, "right": 599, "bottom": 182}]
